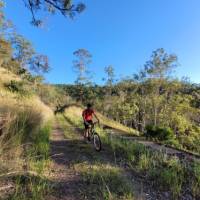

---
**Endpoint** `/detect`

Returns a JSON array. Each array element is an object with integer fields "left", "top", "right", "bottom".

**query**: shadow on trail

[
  {"left": 48, "top": 121, "right": 120, "bottom": 199},
  {"left": 50, "top": 137, "right": 115, "bottom": 168}
]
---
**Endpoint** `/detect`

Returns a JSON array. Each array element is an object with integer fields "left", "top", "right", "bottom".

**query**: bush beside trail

[{"left": 145, "top": 125, "right": 175, "bottom": 141}]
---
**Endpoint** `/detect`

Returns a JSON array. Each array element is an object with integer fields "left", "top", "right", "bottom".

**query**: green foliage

[
  {"left": 146, "top": 125, "right": 174, "bottom": 141},
  {"left": 178, "top": 128, "right": 200, "bottom": 154}
]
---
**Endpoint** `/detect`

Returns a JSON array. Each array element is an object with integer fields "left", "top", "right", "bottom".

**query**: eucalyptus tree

[
  {"left": 143, "top": 48, "right": 178, "bottom": 126},
  {"left": 73, "top": 48, "right": 92, "bottom": 85},
  {"left": 104, "top": 65, "right": 115, "bottom": 87},
  {"left": 72, "top": 48, "right": 92, "bottom": 102},
  {"left": 103, "top": 65, "right": 116, "bottom": 96},
  {"left": 9, "top": 34, "right": 50, "bottom": 74}
]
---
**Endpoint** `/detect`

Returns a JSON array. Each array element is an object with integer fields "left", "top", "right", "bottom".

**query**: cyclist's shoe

[{"left": 87, "top": 136, "right": 91, "bottom": 141}]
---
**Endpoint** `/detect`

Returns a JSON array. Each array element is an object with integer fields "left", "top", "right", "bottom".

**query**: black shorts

[{"left": 84, "top": 120, "right": 93, "bottom": 129}]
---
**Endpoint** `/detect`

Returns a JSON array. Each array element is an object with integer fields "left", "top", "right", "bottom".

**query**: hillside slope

[{"left": 0, "top": 68, "right": 54, "bottom": 199}]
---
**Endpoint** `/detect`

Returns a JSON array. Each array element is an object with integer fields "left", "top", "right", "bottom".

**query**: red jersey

[{"left": 82, "top": 108, "right": 94, "bottom": 121}]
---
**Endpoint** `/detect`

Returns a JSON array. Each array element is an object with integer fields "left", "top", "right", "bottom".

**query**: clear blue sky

[{"left": 3, "top": 0, "right": 200, "bottom": 84}]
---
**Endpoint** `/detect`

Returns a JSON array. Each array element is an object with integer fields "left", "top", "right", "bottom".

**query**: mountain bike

[{"left": 87, "top": 122, "right": 102, "bottom": 152}]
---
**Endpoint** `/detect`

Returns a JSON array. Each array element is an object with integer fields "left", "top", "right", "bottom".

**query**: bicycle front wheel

[{"left": 93, "top": 133, "right": 101, "bottom": 152}]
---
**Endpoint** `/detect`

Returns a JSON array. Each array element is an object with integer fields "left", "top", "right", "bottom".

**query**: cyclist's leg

[
  {"left": 84, "top": 121, "right": 90, "bottom": 139},
  {"left": 86, "top": 128, "right": 89, "bottom": 138},
  {"left": 83, "top": 122, "right": 88, "bottom": 138},
  {"left": 87, "top": 120, "right": 93, "bottom": 141},
  {"left": 83, "top": 128, "right": 87, "bottom": 138}
]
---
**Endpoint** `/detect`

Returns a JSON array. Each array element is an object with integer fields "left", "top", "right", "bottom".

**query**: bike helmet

[{"left": 87, "top": 103, "right": 92, "bottom": 108}]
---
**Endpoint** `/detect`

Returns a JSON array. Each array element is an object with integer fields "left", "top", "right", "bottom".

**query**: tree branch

[
  {"left": 28, "top": 0, "right": 37, "bottom": 22},
  {"left": 44, "top": 0, "right": 77, "bottom": 12}
]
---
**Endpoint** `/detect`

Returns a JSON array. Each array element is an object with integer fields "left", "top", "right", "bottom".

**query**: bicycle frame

[
  {"left": 87, "top": 122, "right": 101, "bottom": 151},
  {"left": 88, "top": 122, "right": 98, "bottom": 138}
]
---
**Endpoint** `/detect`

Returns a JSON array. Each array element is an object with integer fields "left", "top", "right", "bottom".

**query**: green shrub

[
  {"left": 146, "top": 125, "right": 174, "bottom": 141},
  {"left": 82, "top": 164, "right": 134, "bottom": 200},
  {"left": 5, "top": 80, "right": 30, "bottom": 96},
  {"left": 145, "top": 125, "right": 158, "bottom": 138},
  {"left": 178, "top": 128, "right": 200, "bottom": 154}
]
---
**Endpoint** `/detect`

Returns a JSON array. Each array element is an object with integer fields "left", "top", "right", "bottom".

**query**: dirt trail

[
  {"left": 46, "top": 119, "right": 181, "bottom": 200},
  {"left": 46, "top": 121, "right": 150, "bottom": 200},
  {"left": 46, "top": 123, "right": 83, "bottom": 200}
]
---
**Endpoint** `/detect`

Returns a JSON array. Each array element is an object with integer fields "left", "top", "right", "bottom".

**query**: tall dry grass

[
  {"left": 0, "top": 90, "right": 53, "bottom": 173},
  {"left": 0, "top": 82, "right": 53, "bottom": 198}
]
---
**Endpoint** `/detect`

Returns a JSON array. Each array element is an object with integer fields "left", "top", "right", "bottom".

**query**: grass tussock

[
  {"left": 8, "top": 174, "right": 51, "bottom": 200},
  {"left": 75, "top": 163, "right": 134, "bottom": 200}
]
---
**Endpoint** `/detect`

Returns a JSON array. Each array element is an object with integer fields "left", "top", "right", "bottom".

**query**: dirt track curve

[{"left": 107, "top": 129, "right": 200, "bottom": 161}]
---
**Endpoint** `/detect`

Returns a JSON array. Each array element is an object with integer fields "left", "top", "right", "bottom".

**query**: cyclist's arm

[
  {"left": 82, "top": 111, "right": 86, "bottom": 122},
  {"left": 93, "top": 112, "right": 100, "bottom": 123}
]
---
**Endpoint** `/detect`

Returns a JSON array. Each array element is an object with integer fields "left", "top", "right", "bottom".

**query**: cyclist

[{"left": 82, "top": 103, "right": 99, "bottom": 140}]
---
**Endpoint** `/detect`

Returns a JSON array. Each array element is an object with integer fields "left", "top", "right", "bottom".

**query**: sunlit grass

[{"left": 74, "top": 162, "right": 134, "bottom": 200}]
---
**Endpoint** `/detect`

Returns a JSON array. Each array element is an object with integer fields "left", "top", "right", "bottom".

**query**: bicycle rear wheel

[{"left": 93, "top": 132, "right": 101, "bottom": 152}]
